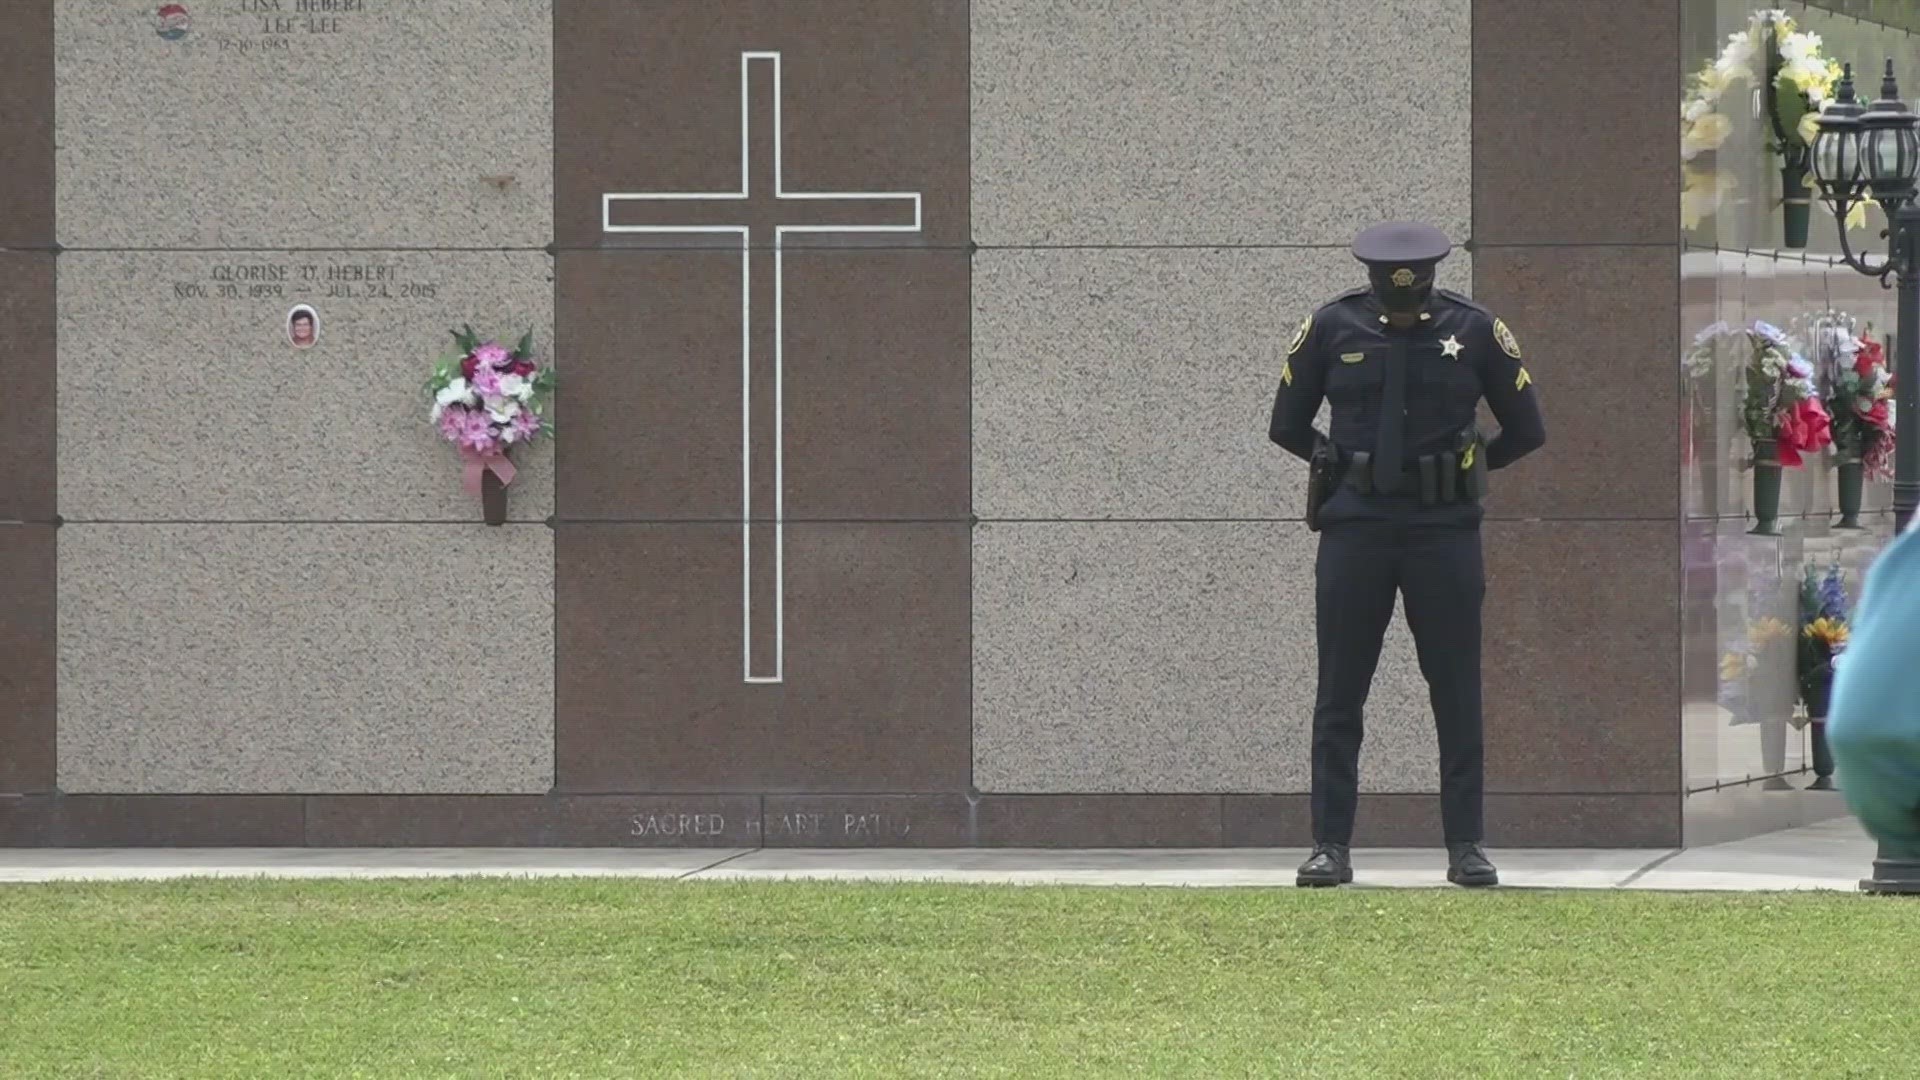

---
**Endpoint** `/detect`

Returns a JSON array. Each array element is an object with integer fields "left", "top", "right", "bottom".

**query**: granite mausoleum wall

[{"left": 1, "top": 0, "right": 1681, "bottom": 847}]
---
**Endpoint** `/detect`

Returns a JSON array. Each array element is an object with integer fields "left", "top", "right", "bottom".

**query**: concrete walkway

[{"left": 0, "top": 817, "right": 1878, "bottom": 891}]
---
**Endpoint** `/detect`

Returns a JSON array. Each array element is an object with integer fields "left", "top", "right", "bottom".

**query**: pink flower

[
  {"left": 472, "top": 342, "right": 511, "bottom": 369},
  {"left": 456, "top": 409, "right": 498, "bottom": 453},
  {"left": 506, "top": 410, "right": 542, "bottom": 444},
  {"left": 470, "top": 365, "right": 505, "bottom": 398},
  {"left": 437, "top": 405, "right": 468, "bottom": 442}
]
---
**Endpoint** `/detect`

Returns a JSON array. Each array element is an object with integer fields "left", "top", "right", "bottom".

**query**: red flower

[
  {"left": 509, "top": 360, "right": 535, "bottom": 377},
  {"left": 1867, "top": 399, "right": 1892, "bottom": 429},
  {"left": 461, "top": 354, "right": 479, "bottom": 379},
  {"left": 1856, "top": 336, "right": 1885, "bottom": 377},
  {"left": 1777, "top": 397, "right": 1833, "bottom": 467}
]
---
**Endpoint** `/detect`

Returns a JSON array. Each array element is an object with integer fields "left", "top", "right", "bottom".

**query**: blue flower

[
  {"left": 1819, "top": 566, "right": 1849, "bottom": 620},
  {"left": 1753, "top": 321, "right": 1790, "bottom": 347}
]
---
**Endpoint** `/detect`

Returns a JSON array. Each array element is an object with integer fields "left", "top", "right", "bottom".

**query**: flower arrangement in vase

[
  {"left": 426, "top": 326, "right": 555, "bottom": 525},
  {"left": 1797, "top": 563, "right": 1850, "bottom": 789},
  {"left": 1681, "top": 10, "right": 1858, "bottom": 244},
  {"left": 1823, "top": 328, "right": 1895, "bottom": 528},
  {"left": 1688, "top": 321, "right": 1833, "bottom": 533}
]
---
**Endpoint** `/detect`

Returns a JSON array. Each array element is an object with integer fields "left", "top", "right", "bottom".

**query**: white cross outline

[{"left": 601, "top": 51, "right": 924, "bottom": 685}]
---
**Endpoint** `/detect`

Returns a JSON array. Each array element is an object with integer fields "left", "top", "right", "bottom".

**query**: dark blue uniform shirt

[{"left": 1270, "top": 286, "right": 1544, "bottom": 480}]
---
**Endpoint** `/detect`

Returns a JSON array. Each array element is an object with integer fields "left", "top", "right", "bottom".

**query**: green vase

[
  {"left": 1835, "top": 458, "right": 1865, "bottom": 529},
  {"left": 1781, "top": 166, "right": 1811, "bottom": 249},
  {"left": 1750, "top": 439, "right": 1783, "bottom": 535}
]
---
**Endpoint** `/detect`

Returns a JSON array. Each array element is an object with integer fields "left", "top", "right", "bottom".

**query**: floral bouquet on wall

[
  {"left": 1681, "top": 10, "right": 1858, "bottom": 243},
  {"left": 425, "top": 326, "right": 555, "bottom": 523},
  {"left": 1825, "top": 329, "right": 1895, "bottom": 527},
  {"left": 1690, "top": 320, "right": 1833, "bottom": 531},
  {"left": 1735, "top": 321, "right": 1830, "bottom": 532}
]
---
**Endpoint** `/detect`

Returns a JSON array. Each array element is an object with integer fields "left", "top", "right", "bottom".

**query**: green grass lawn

[{"left": 1, "top": 880, "right": 1915, "bottom": 1078}]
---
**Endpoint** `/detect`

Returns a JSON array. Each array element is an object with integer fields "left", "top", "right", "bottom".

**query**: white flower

[
  {"left": 1781, "top": 31, "right": 1822, "bottom": 64},
  {"left": 435, "top": 377, "right": 475, "bottom": 409},
  {"left": 498, "top": 373, "right": 533, "bottom": 402},
  {"left": 486, "top": 398, "right": 521, "bottom": 425},
  {"left": 1684, "top": 98, "right": 1713, "bottom": 123}
]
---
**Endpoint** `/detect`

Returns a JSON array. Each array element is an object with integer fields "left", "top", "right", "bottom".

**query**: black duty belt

[{"left": 1341, "top": 437, "right": 1486, "bottom": 507}]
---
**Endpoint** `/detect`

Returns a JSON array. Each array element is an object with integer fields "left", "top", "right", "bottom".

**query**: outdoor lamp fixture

[{"left": 1812, "top": 60, "right": 1920, "bottom": 897}]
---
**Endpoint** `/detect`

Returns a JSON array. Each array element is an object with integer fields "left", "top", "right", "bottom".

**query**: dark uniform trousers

[{"left": 1312, "top": 511, "right": 1484, "bottom": 845}]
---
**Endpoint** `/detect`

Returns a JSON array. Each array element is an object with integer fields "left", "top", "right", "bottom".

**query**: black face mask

[{"left": 1368, "top": 266, "right": 1435, "bottom": 315}]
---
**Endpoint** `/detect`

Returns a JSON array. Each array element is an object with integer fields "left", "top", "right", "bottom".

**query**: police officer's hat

[{"left": 1351, "top": 221, "right": 1453, "bottom": 275}]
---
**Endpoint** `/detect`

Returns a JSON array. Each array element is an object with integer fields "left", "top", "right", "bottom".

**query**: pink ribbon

[{"left": 460, "top": 446, "right": 517, "bottom": 496}]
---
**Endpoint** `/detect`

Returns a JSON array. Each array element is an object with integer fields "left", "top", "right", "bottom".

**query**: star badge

[{"left": 1440, "top": 335, "right": 1464, "bottom": 359}]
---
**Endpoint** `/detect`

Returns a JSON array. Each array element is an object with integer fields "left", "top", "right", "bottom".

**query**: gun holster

[
  {"left": 1306, "top": 436, "right": 1340, "bottom": 532},
  {"left": 1456, "top": 427, "right": 1488, "bottom": 502}
]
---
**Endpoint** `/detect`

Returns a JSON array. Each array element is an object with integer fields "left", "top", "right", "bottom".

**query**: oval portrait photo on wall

[
  {"left": 287, "top": 304, "right": 320, "bottom": 350},
  {"left": 155, "top": 3, "right": 191, "bottom": 40}
]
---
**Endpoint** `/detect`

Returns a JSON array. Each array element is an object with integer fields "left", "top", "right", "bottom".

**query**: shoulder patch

[
  {"left": 1287, "top": 314, "right": 1312, "bottom": 356},
  {"left": 1494, "top": 318, "right": 1522, "bottom": 360}
]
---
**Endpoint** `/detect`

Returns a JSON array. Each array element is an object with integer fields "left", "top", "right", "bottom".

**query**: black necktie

[{"left": 1373, "top": 340, "right": 1406, "bottom": 494}]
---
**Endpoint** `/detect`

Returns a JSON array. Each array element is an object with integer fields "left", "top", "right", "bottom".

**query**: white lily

[
  {"left": 498, "top": 373, "right": 533, "bottom": 402},
  {"left": 487, "top": 398, "right": 521, "bottom": 425}
]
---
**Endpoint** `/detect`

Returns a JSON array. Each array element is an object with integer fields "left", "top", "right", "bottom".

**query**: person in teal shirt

[{"left": 1826, "top": 523, "right": 1920, "bottom": 851}]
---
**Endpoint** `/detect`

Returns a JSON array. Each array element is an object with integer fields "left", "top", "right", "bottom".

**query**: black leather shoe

[
  {"left": 1296, "top": 842, "right": 1353, "bottom": 887},
  {"left": 1447, "top": 842, "right": 1499, "bottom": 887}
]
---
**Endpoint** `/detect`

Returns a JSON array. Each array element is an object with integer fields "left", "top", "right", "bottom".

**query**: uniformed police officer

[{"left": 1269, "top": 221, "right": 1545, "bottom": 888}]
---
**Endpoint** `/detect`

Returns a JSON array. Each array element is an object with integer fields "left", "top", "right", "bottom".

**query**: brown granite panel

[
  {"left": 56, "top": 796, "right": 305, "bottom": 847},
  {"left": 762, "top": 795, "right": 972, "bottom": 847},
  {"left": 554, "top": 250, "right": 968, "bottom": 520},
  {"left": 1472, "top": 0, "right": 1677, "bottom": 245},
  {"left": 555, "top": 0, "right": 968, "bottom": 248},
  {"left": 1223, "top": 795, "right": 1441, "bottom": 848},
  {"left": 1485, "top": 793, "right": 1679, "bottom": 848},
  {"left": 1224, "top": 793, "right": 1679, "bottom": 848},
  {"left": 557, "top": 522, "right": 969, "bottom": 792},
  {"left": 973, "top": 796, "right": 1222, "bottom": 848},
  {"left": 0, "top": 525, "right": 54, "bottom": 793},
  {"left": 1483, "top": 521, "right": 1681, "bottom": 793},
  {"left": 0, "top": 796, "right": 48, "bottom": 845},
  {"left": 305, "top": 795, "right": 762, "bottom": 847},
  {"left": 0, "top": 0, "right": 52, "bottom": 247},
  {"left": 0, "top": 255, "right": 55, "bottom": 521},
  {"left": 1472, "top": 247, "right": 1679, "bottom": 520}
]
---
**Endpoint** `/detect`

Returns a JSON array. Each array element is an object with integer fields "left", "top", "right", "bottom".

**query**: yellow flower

[
  {"left": 1749, "top": 617, "right": 1791, "bottom": 648},
  {"left": 1804, "top": 617, "right": 1849, "bottom": 648},
  {"left": 1720, "top": 652, "right": 1746, "bottom": 682},
  {"left": 1847, "top": 195, "right": 1877, "bottom": 232},
  {"left": 1687, "top": 112, "right": 1734, "bottom": 156},
  {"left": 1682, "top": 167, "right": 1736, "bottom": 230},
  {"left": 1797, "top": 112, "right": 1821, "bottom": 147}
]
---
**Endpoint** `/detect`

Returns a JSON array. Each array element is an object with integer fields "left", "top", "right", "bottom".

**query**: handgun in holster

[{"left": 1306, "top": 435, "right": 1339, "bottom": 532}]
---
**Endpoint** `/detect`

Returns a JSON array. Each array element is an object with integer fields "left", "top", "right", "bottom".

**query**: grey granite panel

[
  {"left": 55, "top": 0, "right": 551, "bottom": 248},
  {"left": 972, "top": 0, "right": 1471, "bottom": 245},
  {"left": 58, "top": 524, "right": 553, "bottom": 794},
  {"left": 973, "top": 248, "right": 1471, "bottom": 519},
  {"left": 973, "top": 522, "right": 1437, "bottom": 793},
  {"left": 58, "top": 251, "right": 553, "bottom": 522}
]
